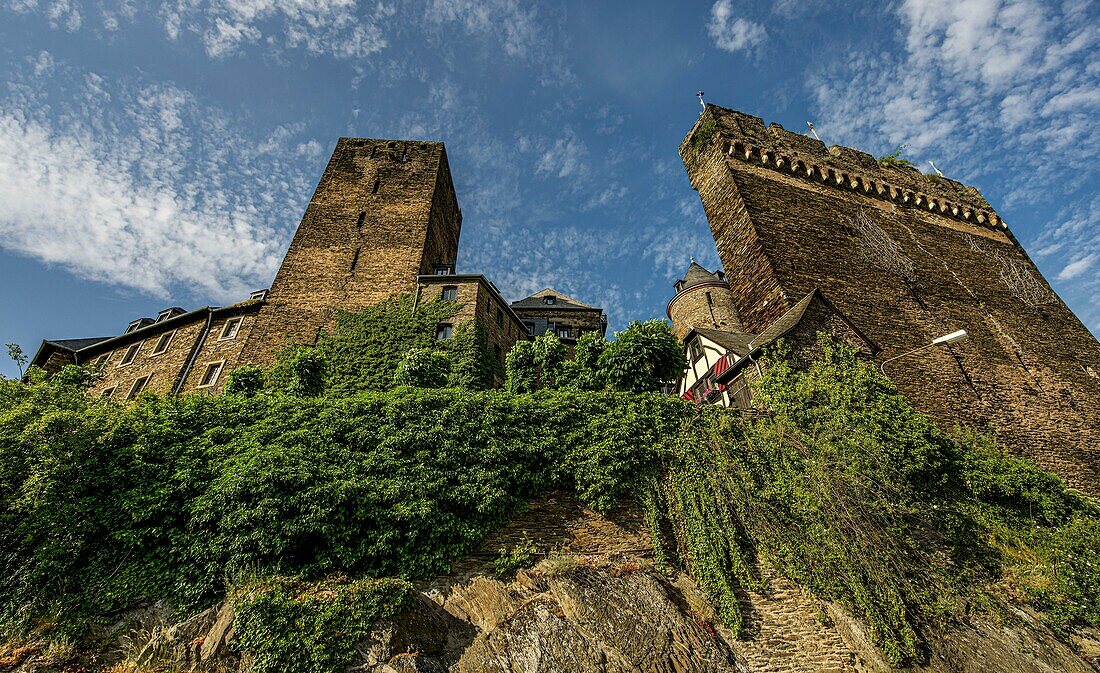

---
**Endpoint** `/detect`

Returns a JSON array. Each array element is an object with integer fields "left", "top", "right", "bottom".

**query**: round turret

[{"left": 667, "top": 261, "right": 743, "bottom": 342}]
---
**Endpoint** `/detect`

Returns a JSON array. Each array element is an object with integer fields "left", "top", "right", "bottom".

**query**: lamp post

[{"left": 879, "top": 329, "right": 967, "bottom": 377}]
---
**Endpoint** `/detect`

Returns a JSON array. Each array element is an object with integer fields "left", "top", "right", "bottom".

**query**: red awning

[{"left": 710, "top": 353, "right": 731, "bottom": 378}]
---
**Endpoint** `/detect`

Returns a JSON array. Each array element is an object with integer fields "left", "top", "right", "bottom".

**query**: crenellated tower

[{"left": 680, "top": 103, "right": 1100, "bottom": 497}]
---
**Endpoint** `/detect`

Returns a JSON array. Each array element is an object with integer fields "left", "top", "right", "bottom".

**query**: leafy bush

[
  {"left": 232, "top": 576, "right": 413, "bottom": 673},
  {"left": 224, "top": 365, "right": 264, "bottom": 397},
  {"left": 494, "top": 534, "right": 536, "bottom": 578},
  {"left": 1, "top": 321, "right": 1097, "bottom": 671},
  {"left": 393, "top": 348, "right": 451, "bottom": 388}
]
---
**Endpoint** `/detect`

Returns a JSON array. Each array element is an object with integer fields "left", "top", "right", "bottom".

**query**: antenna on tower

[
  {"left": 928, "top": 160, "right": 945, "bottom": 177},
  {"left": 696, "top": 91, "right": 706, "bottom": 109},
  {"left": 807, "top": 121, "right": 821, "bottom": 141}
]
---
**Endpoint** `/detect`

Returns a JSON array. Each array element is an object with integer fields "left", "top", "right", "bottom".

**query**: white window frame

[
  {"left": 118, "top": 342, "right": 141, "bottom": 367},
  {"left": 197, "top": 360, "right": 225, "bottom": 388},
  {"left": 219, "top": 317, "right": 244, "bottom": 341},
  {"left": 101, "top": 386, "right": 117, "bottom": 398},
  {"left": 125, "top": 375, "right": 151, "bottom": 399},
  {"left": 94, "top": 353, "right": 110, "bottom": 366},
  {"left": 150, "top": 330, "right": 176, "bottom": 356}
]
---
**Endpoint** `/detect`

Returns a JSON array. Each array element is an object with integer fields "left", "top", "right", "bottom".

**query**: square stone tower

[
  {"left": 682, "top": 104, "right": 1100, "bottom": 496},
  {"left": 242, "top": 138, "right": 462, "bottom": 363}
]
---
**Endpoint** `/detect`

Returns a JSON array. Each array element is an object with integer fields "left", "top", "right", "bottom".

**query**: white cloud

[
  {"left": 425, "top": 0, "right": 541, "bottom": 58},
  {"left": 1057, "top": 254, "right": 1096, "bottom": 281},
  {"left": 0, "top": 66, "right": 320, "bottom": 302},
  {"left": 535, "top": 128, "right": 589, "bottom": 180},
  {"left": 707, "top": 0, "right": 767, "bottom": 54}
]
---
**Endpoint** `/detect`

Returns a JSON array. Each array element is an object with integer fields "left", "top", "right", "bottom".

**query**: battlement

[{"left": 681, "top": 105, "right": 1005, "bottom": 232}]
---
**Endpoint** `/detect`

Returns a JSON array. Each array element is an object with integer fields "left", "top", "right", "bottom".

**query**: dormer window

[
  {"left": 544, "top": 296, "right": 556, "bottom": 305},
  {"left": 249, "top": 289, "right": 269, "bottom": 301},
  {"left": 433, "top": 264, "right": 454, "bottom": 275},
  {"left": 155, "top": 307, "right": 184, "bottom": 323}
]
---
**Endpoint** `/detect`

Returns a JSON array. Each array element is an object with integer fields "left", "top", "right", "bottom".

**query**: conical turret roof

[{"left": 676, "top": 261, "right": 725, "bottom": 292}]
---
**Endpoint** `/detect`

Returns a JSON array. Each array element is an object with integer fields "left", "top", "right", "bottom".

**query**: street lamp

[{"left": 879, "top": 329, "right": 967, "bottom": 376}]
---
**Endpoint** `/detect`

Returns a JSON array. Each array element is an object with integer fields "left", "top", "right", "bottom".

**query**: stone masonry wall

[
  {"left": 177, "top": 309, "right": 260, "bottom": 394},
  {"left": 86, "top": 318, "right": 208, "bottom": 399},
  {"left": 682, "top": 105, "right": 1100, "bottom": 496},
  {"left": 241, "top": 139, "right": 461, "bottom": 365},
  {"left": 668, "top": 281, "right": 743, "bottom": 341}
]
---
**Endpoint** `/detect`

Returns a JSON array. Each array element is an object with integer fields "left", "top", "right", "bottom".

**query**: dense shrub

[
  {"left": 1, "top": 328, "right": 1097, "bottom": 671},
  {"left": 393, "top": 348, "right": 451, "bottom": 388},
  {"left": 233, "top": 576, "right": 413, "bottom": 673}
]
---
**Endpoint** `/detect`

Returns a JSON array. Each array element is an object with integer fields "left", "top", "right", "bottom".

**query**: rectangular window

[
  {"left": 523, "top": 321, "right": 536, "bottom": 334},
  {"left": 433, "top": 264, "right": 453, "bottom": 275},
  {"left": 150, "top": 330, "right": 175, "bottom": 356},
  {"left": 435, "top": 323, "right": 453, "bottom": 340},
  {"left": 198, "top": 361, "right": 224, "bottom": 388},
  {"left": 220, "top": 317, "right": 243, "bottom": 341},
  {"left": 690, "top": 341, "right": 703, "bottom": 361},
  {"left": 125, "top": 375, "right": 150, "bottom": 399},
  {"left": 119, "top": 343, "right": 140, "bottom": 366},
  {"left": 441, "top": 286, "right": 458, "bottom": 301},
  {"left": 101, "top": 386, "right": 117, "bottom": 398},
  {"left": 555, "top": 325, "right": 571, "bottom": 339},
  {"left": 495, "top": 308, "right": 504, "bottom": 327}
]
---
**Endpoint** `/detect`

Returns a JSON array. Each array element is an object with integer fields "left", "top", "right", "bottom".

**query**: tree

[
  {"left": 532, "top": 333, "right": 566, "bottom": 388},
  {"left": 597, "top": 320, "right": 684, "bottom": 393},
  {"left": 505, "top": 341, "right": 539, "bottom": 393},
  {"left": 5, "top": 343, "right": 27, "bottom": 378},
  {"left": 394, "top": 348, "right": 452, "bottom": 388}
]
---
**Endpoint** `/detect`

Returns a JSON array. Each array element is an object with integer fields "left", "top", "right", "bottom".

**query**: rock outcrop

[{"left": 3, "top": 493, "right": 1096, "bottom": 673}]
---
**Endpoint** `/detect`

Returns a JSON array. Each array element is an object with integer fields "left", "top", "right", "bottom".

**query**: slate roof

[
  {"left": 42, "top": 337, "right": 113, "bottom": 352},
  {"left": 749, "top": 290, "right": 819, "bottom": 348},
  {"left": 511, "top": 288, "right": 596, "bottom": 310},
  {"left": 677, "top": 262, "right": 724, "bottom": 290},
  {"left": 692, "top": 328, "right": 757, "bottom": 354}
]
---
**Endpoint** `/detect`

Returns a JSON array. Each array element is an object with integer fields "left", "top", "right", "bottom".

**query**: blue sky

[{"left": 1, "top": 0, "right": 1097, "bottom": 378}]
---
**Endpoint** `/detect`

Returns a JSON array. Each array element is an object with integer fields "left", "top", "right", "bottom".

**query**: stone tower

[
  {"left": 681, "top": 104, "right": 1100, "bottom": 497},
  {"left": 242, "top": 138, "right": 462, "bottom": 363},
  {"left": 667, "top": 261, "right": 743, "bottom": 341}
]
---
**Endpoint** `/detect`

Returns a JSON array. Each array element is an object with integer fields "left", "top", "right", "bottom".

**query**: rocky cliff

[{"left": 4, "top": 493, "right": 1096, "bottom": 673}]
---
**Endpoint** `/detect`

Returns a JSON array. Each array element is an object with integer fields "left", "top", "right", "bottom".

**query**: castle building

[
  {"left": 29, "top": 138, "right": 605, "bottom": 395},
  {"left": 673, "top": 103, "right": 1100, "bottom": 497},
  {"left": 510, "top": 288, "right": 608, "bottom": 341}
]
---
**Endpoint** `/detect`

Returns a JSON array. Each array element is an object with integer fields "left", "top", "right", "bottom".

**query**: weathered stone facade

[
  {"left": 417, "top": 274, "right": 529, "bottom": 383},
  {"left": 241, "top": 139, "right": 463, "bottom": 365},
  {"left": 681, "top": 104, "right": 1100, "bottom": 496},
  {"left": 29, "top": 138, "right": 606, "bottom": 393},
  {"left": 510, "top": 288, "right": 608, "bottom": 342}
]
